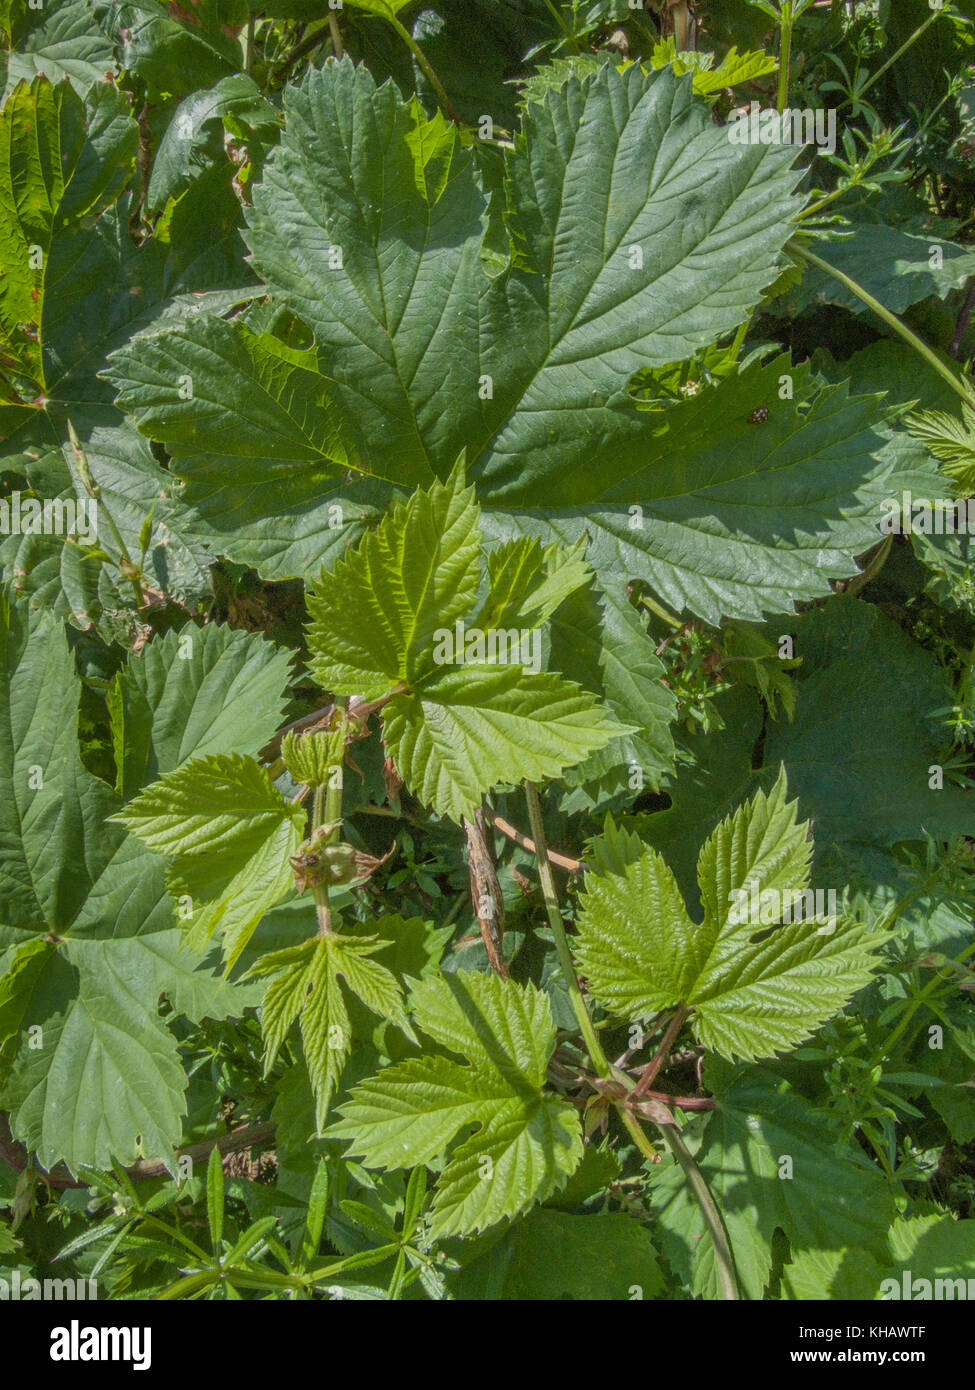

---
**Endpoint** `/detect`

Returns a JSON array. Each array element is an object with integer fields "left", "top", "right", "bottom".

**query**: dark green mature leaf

[
  {"left": 106, "top": 57, "right": 803, "bottom": 589},
  {"left": 114, "top": 0, "right": 245, "bottom": 104},
  {"left": 639, "top": 598, "right": 972, "bottom": 898},
  {"left": 1, "top": 70, "right": 252, "bottom": 626},
  {"left": 147, "top": 73, "right": 277, "bottom": 211},
  {"left": 650, "top": 1061, "right": 898, "bottom": 1300},
  {"left": 481, "top": 356, "right": 924, "bottom": 624},
  {"left": 2, "top": 0, "right": 115, "bottom": 100},
  {"left": 784, "top": 218, "right": 975, "bottom": 317},
  {"left": 108, "top": 623, "right": 294, "bottom": 800},
  {"left": 0, "top": 599, "right": 251, "bottom": 1171},
  {"left": 0, "top": 76, "right": 136, "bottom": 393},
  {"left": 451, "top": 1209, "right": 666, "bottom": 1300},
  {"left": 1, "top": 427, "right": 212, "bottom": 639}
]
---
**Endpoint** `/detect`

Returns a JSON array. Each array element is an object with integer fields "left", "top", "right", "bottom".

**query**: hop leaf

[
  {"left": 306, "top": 465, "right": 621, "bottom": 820},
  {"left": 906, "top": 403, "right": 975, "bottom": 494},
  {"left": 306, "top": 462, "right": 482, "bottom": 701},
  {"left": 573, "top": 770, "right": 884, "bottom": 1060},
  {"left": 248, "top": 932, "right": 413, "bottom": 1132},
  {"left": 328, "top": 972, "right": 583, "bottom": 1237},
  {"left": 117, "top": 753, "right": 306, "bottom": 968}
]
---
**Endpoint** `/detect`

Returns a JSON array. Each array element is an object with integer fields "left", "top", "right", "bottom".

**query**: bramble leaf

[
  {"left": 650, "top": 1061, "right": 897, "bottom": 1299},
  {"left": 105, "top": 57, "right": 804, "bottom": 593},
  {"left": 108, "top": 624, "right": 294, "bottom": 800}
]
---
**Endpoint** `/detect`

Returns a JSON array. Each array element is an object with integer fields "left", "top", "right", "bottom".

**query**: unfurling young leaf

[
  {"left": 248, "top": 931, "right": 413, "bottom": 1132},
  {"left": 281, "top": 724, "right": 346, "bottom": 788},
  {"left": 306, "top": 464, "right": 623, "bottom": 821}
]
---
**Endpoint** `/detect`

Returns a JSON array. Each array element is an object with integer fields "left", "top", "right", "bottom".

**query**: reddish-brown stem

[
  {"left": 630, "top": 1005, "right": 690, "bottom": 1101},
  {"left": 482, "top": 807, "right": 582, "bottom": 873},
  {"left": 0, "top": 1113, "right": 275, "bottom": 1191}
]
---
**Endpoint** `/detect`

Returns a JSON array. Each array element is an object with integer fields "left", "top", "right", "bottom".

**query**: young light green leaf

[
  {"left": 472, "top": 535, "right": 592, "bottom": 634},
  {"left": 250, "top": 933, "right": 412, "bottom": 1131},
  {"left": 906, "top": 402, "right": 975, "bottom": 494},
  {"left": 574, "top": 770, "right": 883, "bottom": 1059},
  {"left": 306, "top": 464, "right": 481, "bottom": 700},
  {"left": 382, "top": 664, "right": 621, "bottom": 823},
  {"left": 116, "top": 752, "right": 304, "bottom": 860},
  {"left": 328, "top": 971, "right": 583, "bottom": 1237},
  {"left": 116, "top": 753, "right": 306, "bottom": 967}
]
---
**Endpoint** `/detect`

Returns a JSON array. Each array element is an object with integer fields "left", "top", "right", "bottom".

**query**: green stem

[
  {"left": 326, "top": 696, "right": 347, "bottom": 822},
  {"left": 543, "top": 0, "right": 577, "bottom": 49},
  {"left": 777, "top": 11, "right": 793, "bottom": 114},
  {"left": 244, "top": 13, "right": 255, "bottom": 75},
  {"left": 860, "top": 1120, "right": 898, "bottom": 1186},
  {"left": 871, "top": 939, "right": 975, "bottom": 1067},
  {"left": 640, "top": 593, "right": 683, "bottom": 629},
  {"left": 524, "top": 780, "right": 607, "bottom": 1075},
  {"left": 312, "top": 699, "right": 347, "bottom": 936},
  {"left": 789, "top": 242, "right": 975, "bottom": 407},
  {"left": 838, "top": 9, "right": 941, "bottom": 113},
  {"left": 328, "top": 11, "right": 344, "bottom": 57},
  {"left": 387, "top": 14, "right": 459, "bottom": 122},
  {"left": 522, "top": 781, "right": 740, "bottom": 1301}
]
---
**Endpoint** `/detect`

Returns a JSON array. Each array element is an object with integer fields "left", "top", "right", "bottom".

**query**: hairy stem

[
  {"left": 311, "top": 782, "right": 331, "bottom": 936},
  {"left": 388, "top": 14, "right": 460, "bottom": 122},
  {"left": 777, "top": 10, "right": 793, "bottom": 113},
  {"left": 328, "top": 10, "right": 344, "bottom": 57},
  {"left": 244, "top": 13, "right": 255, "bottom": 75}
]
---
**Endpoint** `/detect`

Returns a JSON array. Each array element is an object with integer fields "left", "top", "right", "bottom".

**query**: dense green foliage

[{"left": 1, "top": 0, "right": 974, "bottom": 1302}]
